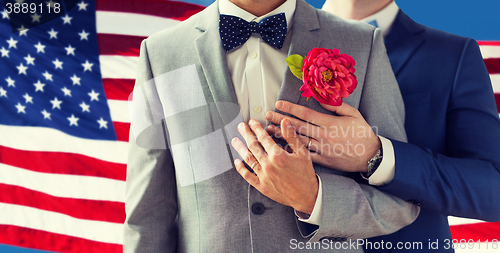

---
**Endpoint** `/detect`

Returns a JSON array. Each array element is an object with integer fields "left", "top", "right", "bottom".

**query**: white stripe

[
  {"left": 0, "top": 203, "right": 123, "bottom": 244},
  {"left": 0, "top": 163, "right": 124, "bottom": 202},
  {"left": 455, "top": 243, "right": 500, "bottom": 252},
  {"left": 96, "top": 11, "right": 180, "bottom": 37},
  {"left": 0, "top": 125, "right": 128, "bottom": 164},
  {"left": 491, "top": 74, "right": 500, "bottom": 93},
  {"left": 109, "top": 99, "right": 131, "bottom": 123},
  {"left": 100, "top": 55, "right": 138, "bottom": 79},
  {"left": 480, "top": 45, "right": 500, "bottom": 59},
  {"left": 448, "top": 216, "right": 485, "bottom": 226}
]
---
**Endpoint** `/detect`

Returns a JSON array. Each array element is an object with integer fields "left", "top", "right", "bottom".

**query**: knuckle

[{"left": 244, "top": 153, "right": 253, "bottom": 163}]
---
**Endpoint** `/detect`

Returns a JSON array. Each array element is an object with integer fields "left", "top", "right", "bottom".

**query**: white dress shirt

[
  {"left": 220, "top": 0, "right": 296, "bottom": 127},
  {"left": 219, "top": 0, "right": 326, "bottom": 225}
]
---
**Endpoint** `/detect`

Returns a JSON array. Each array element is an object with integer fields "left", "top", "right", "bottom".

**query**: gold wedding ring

[
  {"left": 250, "top": 160, "right": 259, "bottom": 169},
  {"left": 306, "top": 138, "right": 312, "bottom": 149}
]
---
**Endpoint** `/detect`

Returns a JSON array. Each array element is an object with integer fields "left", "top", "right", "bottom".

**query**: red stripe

[
  {"left": 0, "top": 225, "right": 122, "bottom": 253},
  {"left": 0, "top": 145, "right": 126, "bottom": 181},
  {"left": 113, "top": 122, "right": 131, "bottom": 142},
  {"left": 0, "top": 184, "right": 125, "bottom": 223},
  {"left": 484, "top": 58, "right": 500, "bottom": 74},
  {"left": 450, "top": 222, "right": 500, "bottom": 241},
  {"left": 495, "top": 94, "right": 500, "bottom": 113},
  {"left": 478, "top": 41, "right": 500, "bottom": 46},
  {"left": 97, "top": 34, "right": 145, "bottom": 57},
  {"left": 103, "top": 78, "right": 135, "bottom": 101},
  {"left": 96, "top": 0, "right": 204, "bottom": 21}
]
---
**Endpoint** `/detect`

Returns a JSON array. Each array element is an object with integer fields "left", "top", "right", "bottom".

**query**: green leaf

[{"left": 285, "top": 54, "right": 304, "bottom": 80}]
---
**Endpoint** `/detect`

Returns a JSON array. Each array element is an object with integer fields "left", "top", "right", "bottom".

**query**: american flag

[
  {"left": 0, "top": 0, "right": 203, "bottom": 252},
  {"left": 0, "top": 0, "right": 498, "bottom": 252}
]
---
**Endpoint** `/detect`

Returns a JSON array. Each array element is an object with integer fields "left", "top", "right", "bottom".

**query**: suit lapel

[
  {"left": 277, "top": 0, "right": 321, "bottom": 105},
  {"left": 385, "top": 10, "right": 425, "bottom": 75},
  {"left": 194, "top": 1, "right": 239, "bottom": 127}
]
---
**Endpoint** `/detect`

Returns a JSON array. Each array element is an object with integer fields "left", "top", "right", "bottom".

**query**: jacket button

[
  {"left": 408, "top": 199, "right": 421, "bottom": 206},
  {"left": 252, "top": 203, "right": 265, "bottom": 215}
]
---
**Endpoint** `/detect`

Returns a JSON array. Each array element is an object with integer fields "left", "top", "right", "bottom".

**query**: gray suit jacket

[{"left": 124, "top": 0, "right": 419, "bottom": 252}]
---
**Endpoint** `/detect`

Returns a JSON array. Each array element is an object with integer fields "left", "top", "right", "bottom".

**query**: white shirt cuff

[
  {"left": 368, "top": 136, "right": 396, "bottom": 186},
  {"left": 294, "top": 174, "right": 322, "bottom": 226}
]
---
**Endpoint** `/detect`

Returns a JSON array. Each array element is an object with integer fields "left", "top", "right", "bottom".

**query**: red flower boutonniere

[{"left": 285, "top": 47, "right": 358, "bottom": 106}]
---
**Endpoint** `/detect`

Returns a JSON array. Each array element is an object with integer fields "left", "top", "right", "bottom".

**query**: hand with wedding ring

[
  {"left": 231, "top": 118, "right": 319, "bottom": 215},
  {"left": 266, "top": 100, "right": 381, "bottom": 173}
]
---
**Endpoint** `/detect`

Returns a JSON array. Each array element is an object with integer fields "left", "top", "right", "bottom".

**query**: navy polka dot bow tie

[{"left": 219, "top": 13, "right": 287, "bottom": 51}]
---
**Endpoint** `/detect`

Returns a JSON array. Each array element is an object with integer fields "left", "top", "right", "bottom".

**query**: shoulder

[
  {"left": 316, "top": 9, "right": 376, "bottom": 35},
  {"left": 146, "top": 12, "right": 202, "bottom": 48},
  {"left": 397, "top": 11, "right": 473, "bottom": 51}
]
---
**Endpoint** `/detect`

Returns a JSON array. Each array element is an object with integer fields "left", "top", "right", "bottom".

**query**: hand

[
  {"left": 231, "top": 118, "right": 318, "bottom": 215},
  {"left": 266, "top": 100, "right": 381, "bottom": 173}
]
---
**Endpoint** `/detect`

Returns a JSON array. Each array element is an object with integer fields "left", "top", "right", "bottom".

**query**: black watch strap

[{"left": 361, "top": 147, "right": 383, "bottom": 180}]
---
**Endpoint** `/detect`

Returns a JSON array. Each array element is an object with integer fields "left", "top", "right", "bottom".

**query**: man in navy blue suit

[{"left": 265, "top": 0, "right": 500, "bottom": 251}]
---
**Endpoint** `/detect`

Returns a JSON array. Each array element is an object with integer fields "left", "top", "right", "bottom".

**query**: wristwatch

[{"left": 361, "top": 147, "right": 383, "bottom": 180}]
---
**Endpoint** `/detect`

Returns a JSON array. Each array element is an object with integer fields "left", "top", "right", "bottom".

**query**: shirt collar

[
  {"left": 219, "top": 0, "right": 296, "bottom": 30},
  {"left": 360, "top": 1, "right": 399, "bottom": 37}
]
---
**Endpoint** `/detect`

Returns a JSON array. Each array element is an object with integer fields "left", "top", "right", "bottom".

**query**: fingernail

[
  {"left": 234, "top": 159, "right": 241, "bottom": 165},
  {"left": 265, "top": 111, "right": 273, "bottom": 120},
  {"left": 238, "top": 122, "right": 245, "bottom": 130},
  {"left": 275, "top": 101, "right": 283, "bottom": 110},
  {"left": 284, "top": 119, "right": 292, "bottom": 128},
  {"left": 231, "top": 137, "right": 238, "bottom": 144}
]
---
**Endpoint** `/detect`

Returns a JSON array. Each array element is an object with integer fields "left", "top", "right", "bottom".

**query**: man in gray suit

[{"left": 124, "top": 0, "right": 419, "bottom": 252}]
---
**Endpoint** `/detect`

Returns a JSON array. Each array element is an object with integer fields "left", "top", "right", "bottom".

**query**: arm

[
  {"left": 308, "top": 28, "right": 417, "bottom": 241},
  {"left": 124, "top": 40, "right": 178, "bottom": 252},
  {"left": 380, "top": 39, "right": 500, "bottom": 221},
  {"left": 235, "top": 29, "right": 419, "bottom": 240}
]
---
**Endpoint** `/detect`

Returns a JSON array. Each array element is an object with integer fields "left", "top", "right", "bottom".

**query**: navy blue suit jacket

[{"left": 365, "top": 11, "right": 500, "bottom": 252}]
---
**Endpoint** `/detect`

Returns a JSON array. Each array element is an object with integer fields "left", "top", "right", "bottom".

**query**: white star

[
  {"left": 70, "top": 74, "right": 81, "bottom": 85},
  {"left": 0, "top": 47, "right": 9, "bottom": 57},
  {"left": 53, "top": 58, "right": 63, "bottom": 69},
  {"left": 67, "top": 114, "right": 79, "bottom": 126},
  {"left": 41, "top": 110, "right": 51, "bottom": 120},
  {"left": 62, "top": 14, "right": 72, "bottom": 24},
  {"left": 24, "top": 54, "right": 35, "bottom": 65},
  {"left": 23, "top": 93, "right": 33, "bottom": 103},
  {"left": 88, "top": 90, "right": 99, "bottom": 101},
  {"left": 50, "top": 97, "right": 62, "bottom": 109},
  {"left": 34, "top": 42, "right": 45, "bottom": 53},
  {"left": 0, "top": 87, "right": 7, "bottom": 97},
  {"left": 31, "top": 13, "right": 42, "bottom": 23},
  {"left": 77, "top": 1, "right": 88, "bottom": 10},
  {"left": 7, "top": 37, "right": 18, "bottom": 48},
  {"left": 1, "top": 9, "right": 9, "bottom": 19},
  {"left": 42, "top": 71, "right": 53, "bottom": 81},
  {"left": 78, "top": 29, "right": 89, "bottom": 40},
  {"left": 33, "top": 80, "right": 45, "bottom": 92},
  {"left": 80, "top": 102, "right": 90, "bottom": 112},
  {"left": 46, "top": 0, "right": 56, "bottom": 8},
  {"left": 48, "top": 28, "right": 58, "bottom": 39},
  {"left": 18, "top": 25, "right": 28, "bottom": 36},
  {"left": 82, "top": 60, "right": 93, "bottom": 71},
  {"left": 97, "top": 117, "right": 108, "bottom": 129},
  {"left": 65, "top": 44, "right": 75, "bottom": 56},
  {"left": 6, "top": 77, "right": 15, "bottom": 87},
  {"left": 15, "top": 103, "right": 26, "bottom": 114},
  {"left": 61, "top": 87, "right": 71, "bottom": 97},
  {"left": 17, "top": 63, "right": 28, "bottom": 75}
]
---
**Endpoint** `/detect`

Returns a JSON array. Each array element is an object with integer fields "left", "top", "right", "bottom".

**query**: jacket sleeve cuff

[{"left": 295, "top": 174, "right": 323, "bottom": 226}]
